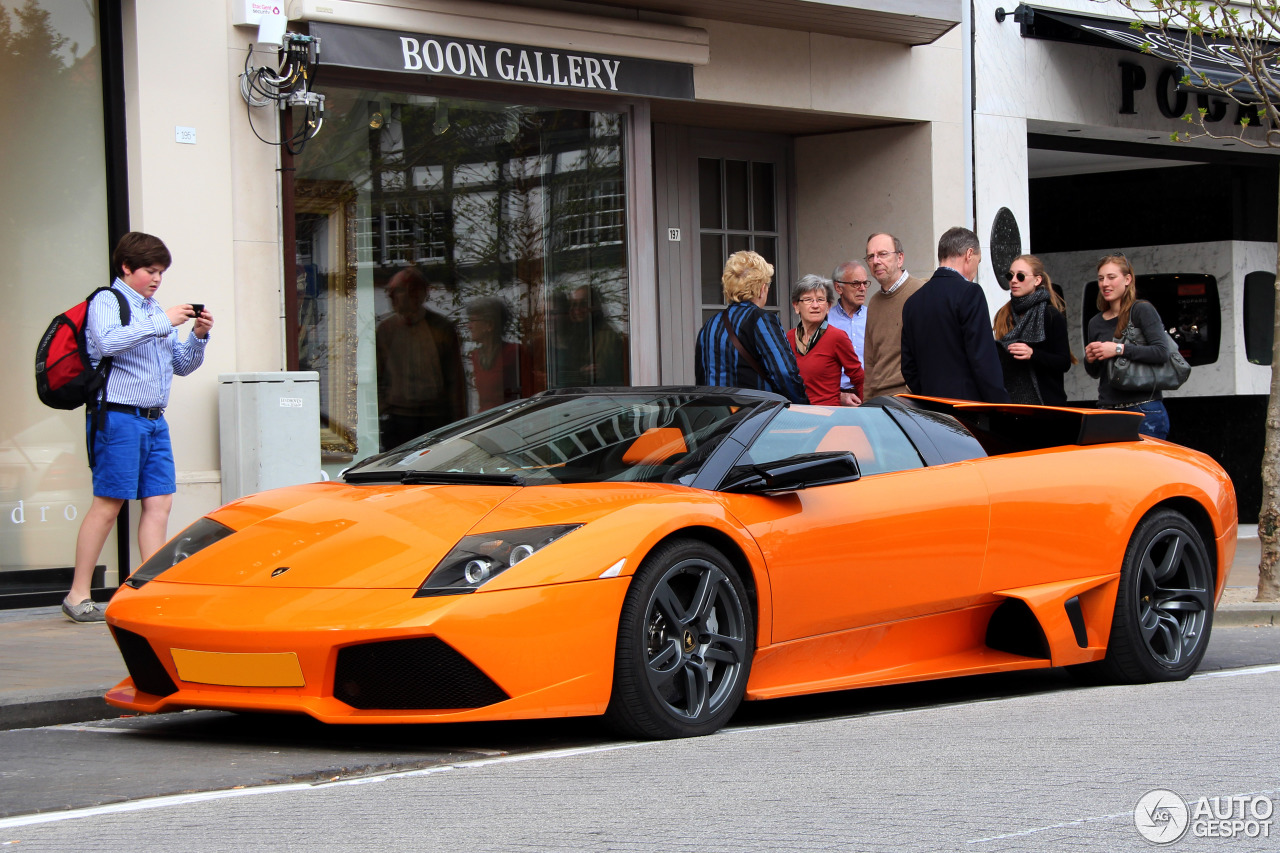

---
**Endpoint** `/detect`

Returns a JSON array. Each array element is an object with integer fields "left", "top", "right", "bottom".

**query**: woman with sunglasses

[
  {"left": 993, "top": 255, "right": 1074, "bottom": 405},
  {"left": 787, "top": 274, "right": 863, "bottom": 405},
  {"left": 1082, "top": 254, "right": 1171, "bottom": 438}
]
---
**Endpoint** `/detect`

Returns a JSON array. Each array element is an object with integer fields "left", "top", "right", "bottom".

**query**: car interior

[{"left": 738, "top": 407, "right": 926, "bottom": 477}]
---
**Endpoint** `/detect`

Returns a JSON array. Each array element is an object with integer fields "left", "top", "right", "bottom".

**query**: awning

[
  {"left": 580, "top": 0, "right": 961, "bottom": 46},
  {"left": 1013, "top": 3, "right": 1263, "bottom": 98}
]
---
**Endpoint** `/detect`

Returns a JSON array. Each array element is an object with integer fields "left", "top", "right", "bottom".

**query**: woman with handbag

[
  {"left": 1082, "top": 254, "right": 1172, "bottom": 439},
  {"left": 993, "top": 255, "right": 1074, "bottom": 405}
]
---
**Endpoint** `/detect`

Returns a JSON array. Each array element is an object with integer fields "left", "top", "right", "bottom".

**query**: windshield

[{"left": 343, "top": 391, "right": 767, "bottom": 486}]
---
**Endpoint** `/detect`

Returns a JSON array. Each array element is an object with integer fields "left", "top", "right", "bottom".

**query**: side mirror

[{"left": 722, "top": 452, "right": 860, "bottom": 494}]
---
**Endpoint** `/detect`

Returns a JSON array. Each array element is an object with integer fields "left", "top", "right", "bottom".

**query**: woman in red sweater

[{"left": 786, "top": 275, "right": 863, "bottom": 405}]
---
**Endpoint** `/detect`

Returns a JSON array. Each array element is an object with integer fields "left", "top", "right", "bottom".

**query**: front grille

[
  {"left": 334, "top": 637, "right": 509, "bottom": 710},
  {"left": 111, "top": 627, "right": 178, "bottom": 697}
]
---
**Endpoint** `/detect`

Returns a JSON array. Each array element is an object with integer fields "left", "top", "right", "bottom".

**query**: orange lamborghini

[{"left": 104, "top": 388, "right": 1236, "bottom": 739}]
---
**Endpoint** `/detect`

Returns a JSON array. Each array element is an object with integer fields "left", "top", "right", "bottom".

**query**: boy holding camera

[{"left": 64, "top": 232, "right": 213, "bottom": 622}]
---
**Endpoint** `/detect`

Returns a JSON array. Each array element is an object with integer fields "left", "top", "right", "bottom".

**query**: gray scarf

[
  {"left": 999, "top": 287, "right": 1050, "bottom": 404},
  {"left": 1000, "top": 287, "right": 1050, "bottom": 346}
]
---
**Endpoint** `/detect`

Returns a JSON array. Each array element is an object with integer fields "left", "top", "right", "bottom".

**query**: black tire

[
  {"left": 1076, "top": 508, "right": 1214, "bottom": 684},
  {"left": 605, "top": 538, "right": 754, "bottom": 739}
]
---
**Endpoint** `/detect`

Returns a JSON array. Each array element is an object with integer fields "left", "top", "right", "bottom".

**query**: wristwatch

[{"left": 1115, "top": 342, "right": 1124, "bottom": 356}]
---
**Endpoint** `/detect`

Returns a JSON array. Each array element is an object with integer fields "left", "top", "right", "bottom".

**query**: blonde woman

[
  {"left": 694, "top": 250, "right": 808, "bottom": 403},
  {"left": 993, "top": 254, "right": 1074, "bottom": 405}
]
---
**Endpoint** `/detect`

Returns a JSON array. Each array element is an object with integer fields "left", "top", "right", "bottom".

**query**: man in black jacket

[{"left": 900, "top": 227, "right": 1010, "bottom": 403}]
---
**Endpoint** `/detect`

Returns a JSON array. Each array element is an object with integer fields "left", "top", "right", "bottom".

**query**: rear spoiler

[{"left": 893, "top": 395, "right": 1144, "bottom": 453}]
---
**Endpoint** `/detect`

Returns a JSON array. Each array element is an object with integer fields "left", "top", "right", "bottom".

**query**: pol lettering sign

[{"left": 309, "top": 22, "right": 695, "bottom": 100}]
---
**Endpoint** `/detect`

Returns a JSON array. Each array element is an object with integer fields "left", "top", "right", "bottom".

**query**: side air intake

[{"left": 985, "top": 598, "right": 1051, "bottom": 659}]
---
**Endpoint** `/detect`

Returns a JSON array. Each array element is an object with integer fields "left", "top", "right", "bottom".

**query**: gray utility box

[{"left": 218, "top": 371, "right": 321, "bottom": 503}]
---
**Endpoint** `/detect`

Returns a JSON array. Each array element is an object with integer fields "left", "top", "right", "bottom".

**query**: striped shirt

[
  {"left": 86, "top": 279, "right": 208, "bottom": 408},
  {"left": 694, "top": 301, "right": 808, "bottom": 403}
]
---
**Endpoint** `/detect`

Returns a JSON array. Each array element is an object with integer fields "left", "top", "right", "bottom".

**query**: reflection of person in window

[
  {"left": 561, "top": 284, "right": 624, "bottom": 386},
  {"left": 467, "top": 297, "right": 525, "bottom": 411},
  {"left": 376, "top": 266, "right": 465, "bottom": 450}
]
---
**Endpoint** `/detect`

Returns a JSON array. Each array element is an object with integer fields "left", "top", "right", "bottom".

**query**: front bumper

[{"left": 104, "top": 577, "right": 629, "bottom": 724}]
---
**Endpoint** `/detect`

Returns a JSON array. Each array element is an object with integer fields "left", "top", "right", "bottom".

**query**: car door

[{"left": 719, "top": 406, "right": 991, "bottom": 642}]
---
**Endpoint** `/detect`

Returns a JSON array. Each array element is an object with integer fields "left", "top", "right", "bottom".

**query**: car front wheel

[{"left": 605, "top": 538, "right": 753, "bottom": 739}]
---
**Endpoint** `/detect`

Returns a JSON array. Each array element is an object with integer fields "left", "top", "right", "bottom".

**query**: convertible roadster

[{"left": 104, "top": 388, "right": 1236, "bottom": 738}]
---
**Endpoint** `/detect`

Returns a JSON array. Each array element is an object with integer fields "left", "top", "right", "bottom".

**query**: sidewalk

[{"left": 1, "top": 529, "right": 1276, "bottom": 731}]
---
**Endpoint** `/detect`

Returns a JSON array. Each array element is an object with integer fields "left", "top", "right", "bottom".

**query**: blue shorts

[{"left": 89, "top": 409, "right": 176, "bottom": 500}]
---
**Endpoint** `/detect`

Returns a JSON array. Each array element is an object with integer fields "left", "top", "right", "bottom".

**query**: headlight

[
  {"left": 125, "top": 517, "right": 235, "bottom": 588},
  {"left": 416, "top": 524, "right": 581, "bottom": 597}
]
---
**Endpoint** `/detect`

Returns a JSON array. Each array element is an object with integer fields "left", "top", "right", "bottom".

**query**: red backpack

[{"left": 35, "top": 286, "right": 130, "bottom": 410}]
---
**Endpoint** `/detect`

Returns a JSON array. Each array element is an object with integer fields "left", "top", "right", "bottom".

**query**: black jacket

[
  {"left": 998, "top": 304, "right": 1072, "bottom": 406},
  {"left": 901, "top": 267, "right": 1010, "bottom": 403}
]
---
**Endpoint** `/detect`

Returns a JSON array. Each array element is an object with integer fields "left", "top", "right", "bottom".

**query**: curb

[
  {"left": 0, "top": 693, "right": 120, "bottom": 731},
  {"left": 1215, "top": 604, "right": 1280, "bottom": 628}
]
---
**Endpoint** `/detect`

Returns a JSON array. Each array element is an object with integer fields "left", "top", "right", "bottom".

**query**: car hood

[{"left": 152, "top": 482, "right": 520, "bottom": 589}]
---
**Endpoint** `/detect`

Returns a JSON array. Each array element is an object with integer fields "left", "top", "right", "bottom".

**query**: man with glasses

[
  {"left": 862, "top": 232, "right": 924, "bottom": 399},
  {"left": 830, "top": 260, "right": 870, "bottom": 405}
]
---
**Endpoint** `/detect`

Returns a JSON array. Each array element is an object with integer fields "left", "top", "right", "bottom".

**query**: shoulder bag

[
  {"left": 721, "top": 306, "right": 770, "bottom": 384},
  {"left": 1109, "top": 313, "right": 1191, "bottom": 393}
]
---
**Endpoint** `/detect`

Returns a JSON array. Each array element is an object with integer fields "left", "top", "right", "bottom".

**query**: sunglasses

[{"left": 1004, "top": 271, "right": 1029, "bottom": 283}]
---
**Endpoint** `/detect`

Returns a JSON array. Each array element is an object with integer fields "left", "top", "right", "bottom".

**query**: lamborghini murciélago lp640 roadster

[{"left": 104, "top": 388, "right": 1237, "bottom": 738}]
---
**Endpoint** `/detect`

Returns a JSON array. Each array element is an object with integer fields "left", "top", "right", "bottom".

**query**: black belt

[{"left": 101, "top": 402, "right": 165, "bottom": 420}]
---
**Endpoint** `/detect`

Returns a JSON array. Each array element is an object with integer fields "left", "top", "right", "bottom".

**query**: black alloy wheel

[
  {"left": 605, "top": 539, "right": 753, "bottom": 739},
  {"left": 1084, "top": 508, "right": 1214, "bottom": 683}
]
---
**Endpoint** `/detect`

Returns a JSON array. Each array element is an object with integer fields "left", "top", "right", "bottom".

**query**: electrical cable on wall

[{"left": 239, "top": 33, "right": 325, "bottom": 155}]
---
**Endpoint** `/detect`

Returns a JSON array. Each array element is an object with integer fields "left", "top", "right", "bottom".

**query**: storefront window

[
  {"left": 0, "top": 1, "right": 116, "bottom": 601},
  {"left": 292, "top": 90, "right": 630, "bottom": 471}
]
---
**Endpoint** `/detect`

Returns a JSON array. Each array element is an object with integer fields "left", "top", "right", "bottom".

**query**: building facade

[
  {"left": 971, "top": 0, "right": 1279, "bottom": 516},
  {"left": 1, "top": 0, "right": 968, "bottom": 604}
]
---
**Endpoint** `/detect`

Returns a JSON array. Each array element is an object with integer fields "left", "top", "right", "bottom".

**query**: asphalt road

[{"left": 1, "top": 626, "right": 1277, "bottom": 851}]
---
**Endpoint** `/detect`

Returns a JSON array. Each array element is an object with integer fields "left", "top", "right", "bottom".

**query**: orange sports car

[{"left": 104, "top": 388, "right": 1236, "bottom": 738}]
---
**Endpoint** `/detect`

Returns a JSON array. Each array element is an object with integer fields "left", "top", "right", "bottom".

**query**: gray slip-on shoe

[{"left": 62, "top": 598, "right": 107, "bottom": 623}]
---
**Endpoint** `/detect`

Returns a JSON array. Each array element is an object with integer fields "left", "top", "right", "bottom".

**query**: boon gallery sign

[{"left": 309, "top": 22, "right": 695, "bottom": 100}]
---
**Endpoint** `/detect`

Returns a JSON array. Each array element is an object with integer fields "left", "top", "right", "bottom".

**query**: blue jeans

[{"left": 1134, "top": 400, "right": 1170, "bottom": 440}]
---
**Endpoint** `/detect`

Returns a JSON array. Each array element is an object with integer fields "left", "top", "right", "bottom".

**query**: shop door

[{"left": 653, "top": 127, "right": 792, "bottom": 384}]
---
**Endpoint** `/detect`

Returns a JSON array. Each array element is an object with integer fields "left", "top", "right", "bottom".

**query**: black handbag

[{"left": 1109, "top": 318, "right": 1191, "bottom": 393}]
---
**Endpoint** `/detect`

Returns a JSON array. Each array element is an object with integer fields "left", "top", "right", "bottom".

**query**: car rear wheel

[
  {"left": 1081, "top": 508, "right": 1214, "bottom": 684},
  {"left": 605, "top": 538, "right": 753, "bottom": 739}
]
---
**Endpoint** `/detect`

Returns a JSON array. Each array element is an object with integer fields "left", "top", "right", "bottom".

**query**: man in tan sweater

[{"left": 861, "top": 232, "right": 924, "bottom": 399}]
